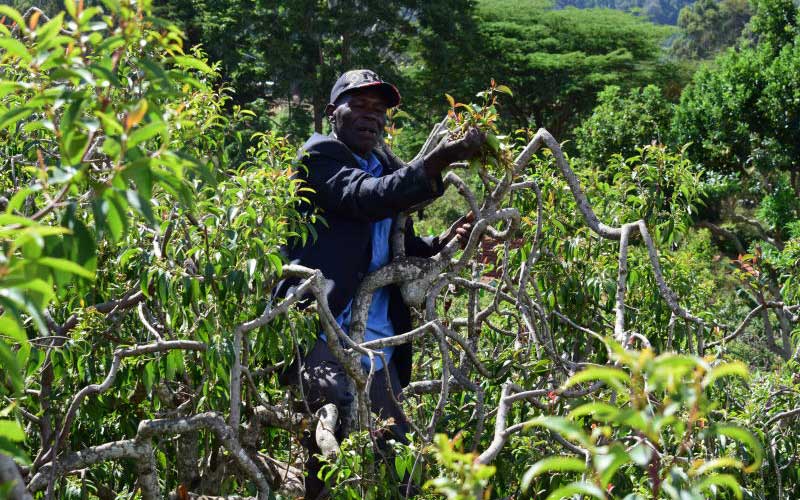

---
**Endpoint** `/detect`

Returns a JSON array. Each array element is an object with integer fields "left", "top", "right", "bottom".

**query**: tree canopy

[
  {"left": 555, "top": 0, "right": 695, "bottom": 24},
  {"left": 670, "top": 0, "right": 751, "bottom": 59},
  {"left": 673, "top": 0, "right": 800, "bottom": 190}
]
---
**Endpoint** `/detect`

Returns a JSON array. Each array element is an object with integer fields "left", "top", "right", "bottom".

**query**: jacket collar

[{"left": 300, "top": 132, "right": 396, "bottom": 174}]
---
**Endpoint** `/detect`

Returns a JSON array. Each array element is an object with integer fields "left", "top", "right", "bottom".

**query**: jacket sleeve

[
  {"left": 302, "top": 144, "right": 444, "bottom": 223},
  {"left": 404, "top": 216, "right": 443, "bottom": 258}
]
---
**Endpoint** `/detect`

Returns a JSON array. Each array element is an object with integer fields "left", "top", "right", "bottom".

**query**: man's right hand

[{"left": 424, "top": 127, "right": 486, "bottom": 176}]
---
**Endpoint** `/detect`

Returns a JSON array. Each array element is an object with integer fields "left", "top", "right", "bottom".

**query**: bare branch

[
  {"left": 138, "top": 413, "right": 270, "bottom": 499},
  {"left": 42, "top": 340, "right": 206, "bottom": 467},
  {"left": 766, "top": 407, "right": 800, "bottom": 428},
  {"left": 731, "top": 214, "right": 784, "bottom": 250},
  {"left": 475, "top": 383, "right": 515, "bottom": 465},
  {"left": 315, "top": 404, "right": 339, "bottom": 458},
  {"left": 614, "top": 224, "right": 634, "bottom": 342},
  {"left": 707, "top": 301, "right": 788, "bottom": 348}
]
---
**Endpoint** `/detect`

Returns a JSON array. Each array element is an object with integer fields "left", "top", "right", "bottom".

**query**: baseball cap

[{"left": 329, "top": 69, "right": 401, "bottom": 108}]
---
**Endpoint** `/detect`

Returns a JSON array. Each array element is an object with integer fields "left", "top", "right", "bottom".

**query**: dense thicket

[{"left": 1, "top": 1, "right": 799, "bottom": 499}]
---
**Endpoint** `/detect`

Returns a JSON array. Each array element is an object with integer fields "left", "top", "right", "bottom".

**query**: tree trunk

[
  {"left": 313, "top": 93, "right": 324, "bottom": 133},
  {"left": 767, "top": 280, "right": 794, "bottom": 360},
  {"left": 761, "top": 308, "right": 779, "bottom": 354}
]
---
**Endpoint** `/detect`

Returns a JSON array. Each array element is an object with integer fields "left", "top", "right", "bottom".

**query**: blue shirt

[{"left": 322, "top": 152, "right": 395, "bottom": 371}]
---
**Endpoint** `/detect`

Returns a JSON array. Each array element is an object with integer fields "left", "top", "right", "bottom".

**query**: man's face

[{"left": 327, "top": 87, "right": 389, "bottom": 157}]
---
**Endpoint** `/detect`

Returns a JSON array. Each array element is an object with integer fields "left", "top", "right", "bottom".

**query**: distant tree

[
  {"left": 403, "top": 0, "right": 484, "bottom": 118},
  {"left": 153, "top": 0, "right": 683, "bottom": 148},
  {"left": 464, "top": 0, "right": 677, "bottom": 138},
  {"left": 575, "top": 84, "right": 673, "bottom": 164},
  {"left": 672, "top": 45, "right": 769, "bottom": 176},
  {"left": 759, "top": 37, "right": 800, "bottom": 192},
  {"left": 554, "top": 0, "right": 694, "bottom": 24},
  {"left": 747, "top": 0, "right": 800, "bottom": 51},
  {"left": 671, "top": 0, "right": 751, "bottom": 59},
  {"left": 672, "top": 0, "right": 800, "bottom": 195},
  {"left": 154, "top": 0, "right": 416, "bottom": 133}
]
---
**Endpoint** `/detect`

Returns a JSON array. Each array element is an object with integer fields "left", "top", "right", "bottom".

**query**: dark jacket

[{"left": 275, "top": 133, "right": 445, "bottom": 387}]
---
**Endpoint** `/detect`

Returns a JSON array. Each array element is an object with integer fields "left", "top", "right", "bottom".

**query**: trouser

[{"left": 295, "top": 337, "right": 411, "bottom": 500}]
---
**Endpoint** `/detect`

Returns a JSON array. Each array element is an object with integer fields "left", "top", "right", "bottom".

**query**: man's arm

[
  {"left": 303, "top": 146, "right": 444, "bottom": 223},
  {"left": 302, "top": 129, "right": 485, "bottom": 224},
  {"left": 405, "top": 211, "right": 475, "bottom": 258}
]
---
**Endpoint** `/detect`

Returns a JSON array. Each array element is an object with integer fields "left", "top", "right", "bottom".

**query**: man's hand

[
  {"left": 424, "top": 127, "right": 486, "bottom": 176},
  {"left": 441, "top": 211, "right": 476, "bottom": 249}
]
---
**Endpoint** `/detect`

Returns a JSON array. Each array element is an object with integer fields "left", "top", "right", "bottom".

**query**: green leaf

[
  {"left": 37, "top": 257, "right": 95, "bottom": 280},
  {"left": 595, "top": 444, "right": 629, "bottom": 487},
  {"left": 143, "top": 361, "right": 155, "bottom": 393},
  {"left": 165, "top": 349, "right": 184, "bottom": 379},
  {"left": 696, "top": 473, "right": 743, "bottom": 500},
  {"left": 0, "top": 214, "right": 36, "bottom": 227},
  {"left": 96, "top": 110, "right": 124, "bottom": 135},
  {"left": 172, "top": 55, "right": 214, "bottom": 75},
  {"left": 122, "top": 158, "right": 153, "bottom": 200},
  {"left": 125, "top": 189, "right": 154, "bottom": 224},
  {"left": 64, "top": 0, "right": 77, "bottom": 19},
  {"left": 495, "top": 84, "right": 513, "bottom": 96},
  {"left": 0, "top": 419, "right": 25, "bottom": 442},
  {"left": 521, "top": 456, "right": 586, "bottom": 491},
  {"left": 78, "top": 6, "right": 104, "bottom": 26},
  {"left": 117, "top": 247, "right": 142, "bottom": 268},
  {"left": 0, "top": 6, "right": 26, "bottom": 32},
  {"left": 0, "top": 107, "right": 33, "bottom": 131},
  {"left": 267, "top": 253, "right": 282, "bottom": 277},
  {"left": 524, "top": 416, "right": 593, "bottom": 448},
  {"left": 545, "top": 481, "right": 606, "bottom": 500},
  {"left": 692, "top": 457, "right": 743, "bottom": 476},
  {"left": 486, "top": 133, "right": 500, "bottom": 153},
  {"left": 565, "top": 365, "right": 630, "bottom": 392},
  {"left": 100, "top": 0, "right": 121, "bottom": 14},
  {"left": 0, "top": 38, "right": 31, "bottom": 63},
  {"left": 1, "top": 225, "right": 68, "bottom": 242},
  {"left": 0, "top": 314, "right": 27, "bottom": 345},
  {"left": 0, "top": 81, "right": 27, "bottom": 99},
  {"left": 704, "top": 361, "right": 749, "bottom": 386},
  {"left": 394, "top": 455, "right": 407, "bottom": 479},
  {"left": 35, "top": 12, "right": 64, "bottom": 46},
  {"left": 101, "top": 193, "right": 128, "bottom": 242},
  {"left": 0, "top": 343, "right": 23, "bottom": 393},
  {"left": 128, "top": 121, "right": 166, "bottom": 149},
  {"left": 714, "top": 425, "right": 763, "bottom": 473},
  {"left": 569, "top": 402, "right": 620, "bottom": 422},
  {"left": 628, "top": 441, "right": 653, "bottom": 466},
  {"left": 651, "top": 354, "right": 704, "bottom": 380},
  {"left": 7, "top": 279, "right": 55, "bottom": 308}
]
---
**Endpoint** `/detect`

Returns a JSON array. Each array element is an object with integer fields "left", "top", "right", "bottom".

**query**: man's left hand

[{"left": 441, "top": 211, "right": 476, "bottom": 249}]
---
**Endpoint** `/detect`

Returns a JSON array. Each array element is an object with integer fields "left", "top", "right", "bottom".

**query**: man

[{"left": 277, "top": 69, "right": 484, "bottom": 498}]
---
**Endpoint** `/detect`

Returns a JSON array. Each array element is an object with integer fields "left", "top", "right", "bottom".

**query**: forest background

[{"left": 1, "top": 0, "right": 799, "bottom": 499}]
